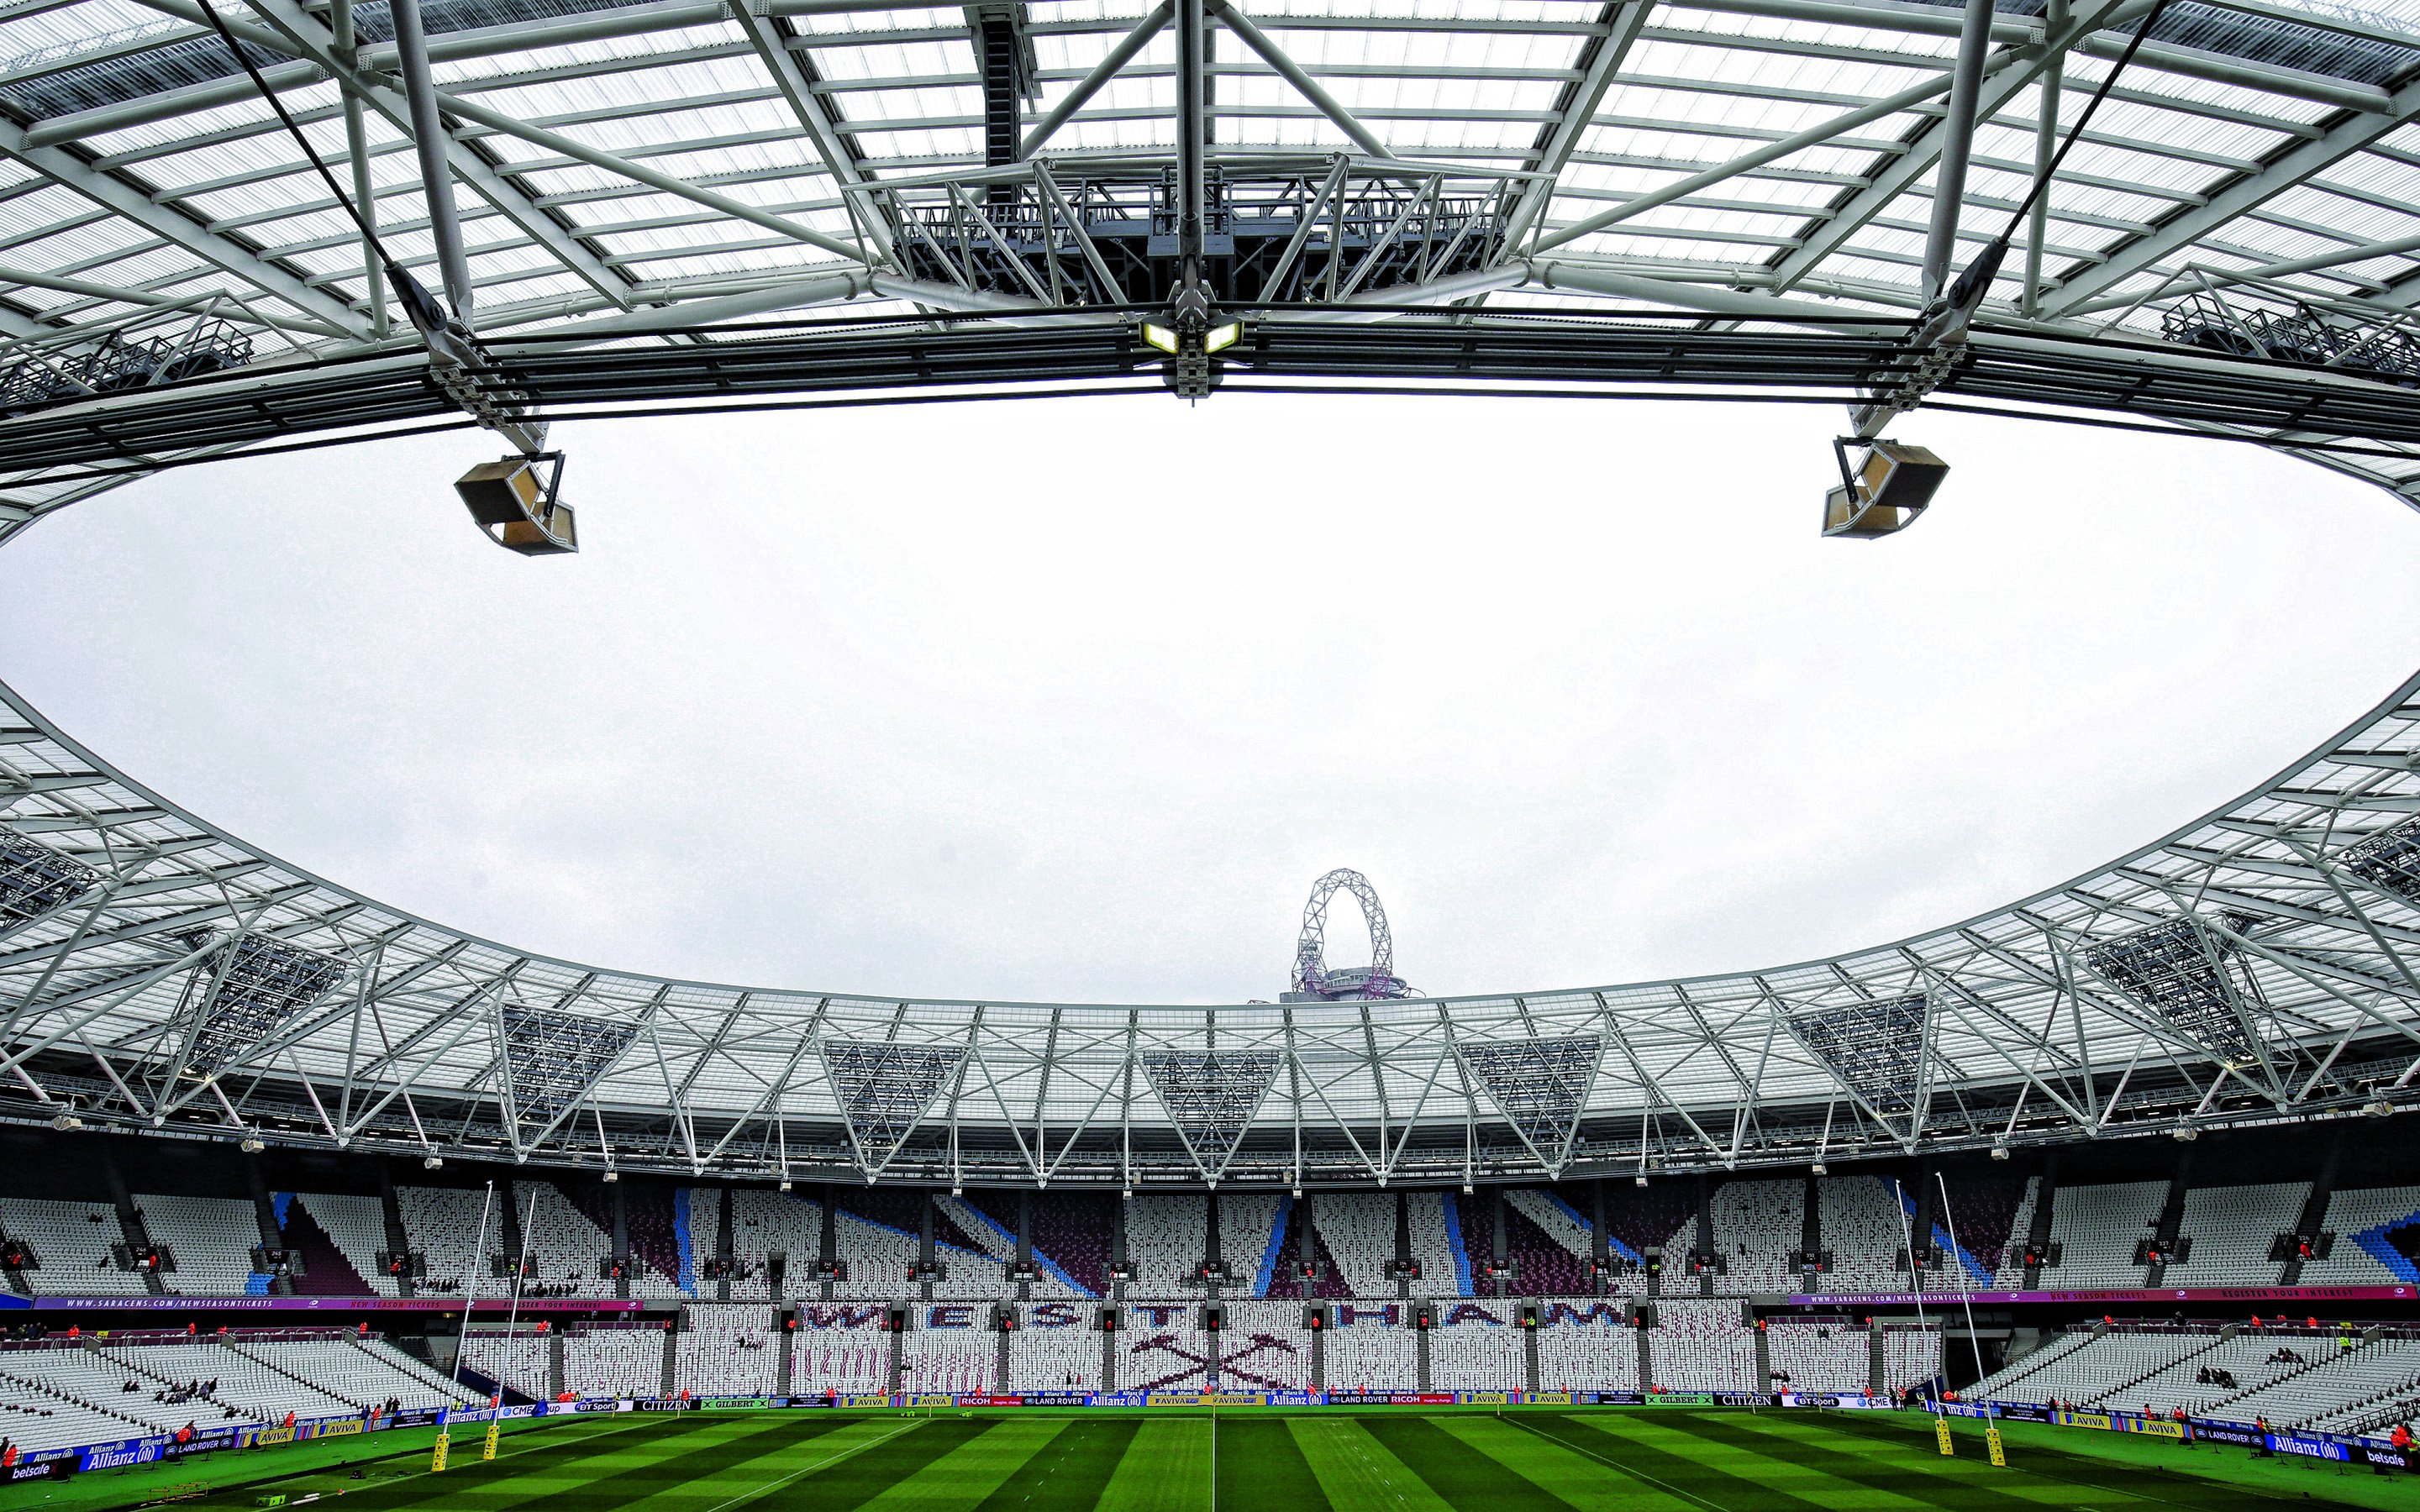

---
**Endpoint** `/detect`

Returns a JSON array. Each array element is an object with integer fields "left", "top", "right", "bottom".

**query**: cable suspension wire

[
  {"left": 192, "top": 0, "right": 451, "bottom": 337},
  {"left": 1946, "top": 0, "right": 2178, "bottom": 312}
]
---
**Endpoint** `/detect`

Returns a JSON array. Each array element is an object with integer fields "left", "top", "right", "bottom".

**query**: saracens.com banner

[{"left": 1791, "top": 1284, "right": 2416, "bottom": 1308}]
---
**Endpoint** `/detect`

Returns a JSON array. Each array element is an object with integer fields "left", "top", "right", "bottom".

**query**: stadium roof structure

[
  {"left": 4, "top": 0, "right": 2420, "bottom": 1185},
  {"left": 11, "top": 656, "right": 2420, "bottom": 1187}
]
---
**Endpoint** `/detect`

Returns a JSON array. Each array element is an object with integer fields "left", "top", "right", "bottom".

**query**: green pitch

[{"left": 28, "top": 1410, "right": 2420, "bottom": 1512}]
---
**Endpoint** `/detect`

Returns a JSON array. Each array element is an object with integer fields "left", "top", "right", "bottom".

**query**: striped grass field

[{"left": 32, "top": 1410, "right": 2420, "bottom": 1512}]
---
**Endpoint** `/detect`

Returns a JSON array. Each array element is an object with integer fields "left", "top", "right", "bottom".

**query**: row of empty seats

[
  {"left": 1971, "top": 1324, "right": 2420, "bottom": 1434},
  {"left": 0, "top": 1331, "right": 473, "bottom": 1455},
  {"left": 18, "top": 1177, "right": 2419, "bottom": 1301}
]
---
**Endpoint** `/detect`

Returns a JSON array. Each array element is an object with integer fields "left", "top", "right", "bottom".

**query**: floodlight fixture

[
  {"left": 1140, "top": 323, "right": 1179, "bottom": 354},
  {"left": 1204, "top": 322, "right": 1243, "bottom": 354},
  {"left": 239, "top": 1137, "right": 264, "bottom": 1153},
  {"left": 602, "top": 1168, "right": 618, "bottom": 1183},
  {"left": 423, "top": 1156, "right": 444, "bottom": 1169},
  {"left": 456, "top": 454, "right": 577, "bottom": 556},
  {"left": 1811, "top": 1162, "right": 1827, "bottom": 1175},
  {"left": 1823, "top": 438, "right": 1948, "bottom": 539}
]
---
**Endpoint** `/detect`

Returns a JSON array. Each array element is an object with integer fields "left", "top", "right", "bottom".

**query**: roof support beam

[
  {"left": 1763, "top": 0, "right": 2139, "bottom": 294},
  {"left": 1176, "top": 0, "right": 1207, "bottom": 274},
  {"left": 727, "top": 1, "right": 892, "bottom": 260},
  {"left": 392, "top": 0, "right": 476, "bottom": 320},
  {"left": 0, "top": 121, "right": 366, "bottom": 337},
  {"left": 1501, "top": 0, "right": 1654, "bottom": 249},
  {"left": 1018, "top": 1, "right": 1171, "bottom": 158},
  {"left": 2044, "top": 73, "right": 2420, "bottom": 317},
  {"left": 1921, "top": 0, "right": 1996, "bottom": 304},
  {"left": 1205, "top": 0, "right": 1396, "bottom": 162},
  {"left": 142, "top": 0, "right": 632, "bottom": 310}
]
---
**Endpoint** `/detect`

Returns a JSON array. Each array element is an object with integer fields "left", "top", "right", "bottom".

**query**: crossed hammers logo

[{"left": 1128, "top": 1331, "right": 1302, "bottom": 1392}]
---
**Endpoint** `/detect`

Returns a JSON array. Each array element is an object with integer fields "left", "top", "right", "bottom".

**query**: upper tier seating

[
  {"left": 1405, "top": 1193, "right": 1466, "bottom": 1299},
  {"left": 133, "top": 1196, "right": 259, "bottom": 1296},
  {"left": 2041, "top": 1182, "right": 2166, "bottom": 1289},
  {"left": 1818, "top": 1178, "right": 1909, "bottom": 1293},
  {"left": 1989, "top": 1179, "right": 2043, "bottom": 1289},
  {"left": 292, "top": 1194, "right": 401, "bottom": 1297},
  {"left": 1125, "top": 1196, "right": 1210, "bottom": 1295},
  {"left": 395, "top": 1187, "right": 502, "bottom": 1295},
  {"left": 1707, "top": 1181, "right": 1800, "bottom": 1294},
  {"left": 1218, "top": 1194, "right": 1287, "bottom": 1298},
  {"left": 2302, "top": 1188, "right": 2420, "bottom": 1286},
  {"left": 729, "top": 1189, "right": 821, "bottom": 1301},
  {"left": 2170, "top": 1184, "right": 2308, "bottom": 1286},
  {"left": 0, "top": 1198, "right": 149, "bottom": 1294},
  {"left": 1502, "top": 1189, "right": 1597, "bottom": 1297},
  {"left": 1309, "top": 1194, "right": 1397, "bottom": 1297}
]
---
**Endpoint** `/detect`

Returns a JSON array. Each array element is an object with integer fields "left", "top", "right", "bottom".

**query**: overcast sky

[{"left": 3, "top": 394, "right": 2417, "bottom": 1006}]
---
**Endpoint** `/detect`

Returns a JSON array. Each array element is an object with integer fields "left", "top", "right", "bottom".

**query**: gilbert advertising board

[
  {"left": 702, "top": 1398, "right": 770, "bottom": 1411},
  {"left": 1644, "top": 1394, "right": 1716, "bottom": 1408}
]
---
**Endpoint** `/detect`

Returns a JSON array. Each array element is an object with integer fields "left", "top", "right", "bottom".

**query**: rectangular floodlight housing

[
  {"left": 456, "top": 456, "right": 578, "bottom": 557},
  {"left": 1823, "top": 440, "right": 1948, "bottom": 539}
]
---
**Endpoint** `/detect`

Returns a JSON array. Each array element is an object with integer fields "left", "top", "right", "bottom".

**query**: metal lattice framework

[
  {"left": 4, "top": 0, "right": 2420, "bottom": 1185},
  {"left": 1140, "top": 1047, "right": 1282, "bottom": 1179},
  {"left": 1455, "top": 1033, "right": 1603, "bottom": 1174},
  {"left": 819, "top": 1037, "right": 967, "bottom": 1177},
  {"left": 2082, "top": 912, "right": 2273, "bottom": 1074},
  {"left": 496, "top": 1000, "right": 641, "bottom": 1132},
  {"left": 1785, "top": 992, "right": 1933, "bottom": 1142},
  {"left": 9, "top": 659, "right": 2420, "bottom": 1182},
  {"left": 0, "top": 831, "right": 99, "bottom": 923},
  {"left": 0, "top": 0, "right": 2417, "bottom": 509},
  {"left": 171, "top": 929, "right": 348, "bottom": 1079},
  {"left": 1286, "top": 869, "right": 1408, "bottom": 1001}
]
